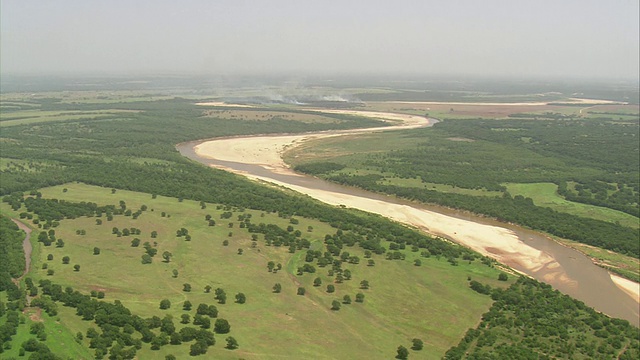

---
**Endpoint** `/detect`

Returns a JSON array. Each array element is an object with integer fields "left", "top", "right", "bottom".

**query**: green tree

[
  {"left": 297, "top": 287, "right": 306, "bottom": 295},
  {"left": 343, "top": 295, "right": 351, "bottom": 304},
  {"left": 360, "top": 280, "right": 370, "bottom": 289},
  {"left": 141, "top": 254, "right": 152, "bottom": 264},
  {"left": 73, "top": 264, "right": 80, "bottom": 272},
  {"left": 331, "top": 300, "right": 341, "bottom": 311},
  {"left": 414, "top": 259, "right": 421, "bottom": 266},
  {"left": 235, "top": 293, "right": 246, "bottom": 304},
  {"left": 172, "top": 269, "right": 178, "bottom": 278},
  {"left": 183, "top": 301, "right": 192, "bottom": 311},
  {"left": 355, "top": 293, "right": 365, "bottom": 303},
  {"left": 313, "top": 277, "right": 322, "bottom": 287},
  {"left": 411, "top": 338, "right": 423, "bottom": 351},
  {"left": 396, "top": 345, "right": 409, "bottom": 359},
  {"left": 160, "top": 299, "right": 171, "bottom": 310},
  {"left": 183, "top": 283, "right": 192, "bottom": 292},
  {"left": 273, "top": 283, "right": 282, "bottom": 293},
  {"left": 267, "top": 261, "right": 275, "bottom": 272},
  {"left": 343, "top": 269, "right": 351, "bottom": 280},
  {"left": 93, "top": 247, "right": 101, "bottom": 255},
  {"left": 62, "top": 256, "right": 70, "bottom": 264},
  {"left": 151, "top": 230, "right": 158, "bottom": 238},
  {"left": 162, "top": 251, "right": 172, "bottom": 263},
  {"left": 225, "top": 336, "right": 239, "bottom": 350},
  {"left": 327, "top": 284, "right": 335, "bottom": 293},
  {"left": 498, "top": 273, "right": 508, "bottom": 281},
  {"left": 181, "top": 314, "right": 190, "bottom": 324},
  {"left": 214, "top": 318, "right": 231, "bottom": 334},
  {"left": 47, "top": 254, "right": 53, "bottom": 261},
  {"left": 131, "top": 238, "right": 141, "bottom": 247},
  {"left": 56, "top": 239, "right": 65, "bottom": 248}
]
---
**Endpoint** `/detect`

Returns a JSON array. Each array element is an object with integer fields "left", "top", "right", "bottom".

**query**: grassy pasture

[
  {"left": 2, "top": 182, "right": 510, "bottom": 359},
  {"left": 0, "top": 109, "right": 138, "bottom": 127},
  {"left": 202, "top": 109, "right": 342, "bottom": 123},
  {"left": 504, "top": 183, "right": 639, "bottom": 229}
]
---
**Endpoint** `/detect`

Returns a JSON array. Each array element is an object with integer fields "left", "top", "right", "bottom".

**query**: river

[{"left": 177, "top": 110, "right": 639, "bottom": 326}]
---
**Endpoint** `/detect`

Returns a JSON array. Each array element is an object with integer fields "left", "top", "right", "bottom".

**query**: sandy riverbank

[{"left": 611, "top": 275, "right": 640, "bottom": 303}]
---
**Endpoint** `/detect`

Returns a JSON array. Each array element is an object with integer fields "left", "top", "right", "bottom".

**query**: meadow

[{"left": 1, "top": 183, "right": 508, "bottom": 359}]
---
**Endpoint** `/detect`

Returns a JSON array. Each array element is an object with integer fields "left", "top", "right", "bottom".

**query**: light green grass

[
  {"left": 504, "top": 182, "right": 638, "bottom": 229},
  {"left": 0, "top": 109, "right": 137, "bottom": 127},
  {"left": 2, "top": 182, "right": 511, "bottom": 359}
]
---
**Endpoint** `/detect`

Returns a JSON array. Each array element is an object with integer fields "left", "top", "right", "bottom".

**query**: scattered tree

[
  {"left": 73, "top": 264, "right": 80, "bottom": 272},
  {"left": 411, "top": 338, "right": 423, "bottom": 351},
  {"left": 183, "top": 301, "right": 192, "bottom": 311},
  {"left": 327, "top": 284, "right": 335, "bottom": 293},
  {"left": 183, "top": 283, "right": 192, "bottom": 292},
  {"left": 396, "top": 345, "right": 409, "bottom": 359},
  {"left": 273, "top": 283, "right": 282, "bottom": 293},
  {"left": 172, "top": 269, "right": 178, "bottom": 278},
  {"left": 141, "top": 254, "right": 152, "bottom": 264},
  {"left": 93, "top": 247, "right": 101, "bottom": 255},
  {"left": 297, "top": 287, "right": 306, "bottom": 296},
  {"left": 331, "top": 300, "right": 341, "bottom": 311},
  {"left": 343, "top": 295, "right": 351, "bottom": 304},
  {"left": 235, "top": 293, "right": 246, "bottom": 304},
  {"left": 355, "top": 293, "right": 365, "bottom": 303},
  {"left": 160, "top": 299, "right": 171, "bottom": 310},
  {"left": 360, "top": 280, "right": 370, "bottom": 289},
  {"left": 62, "top": 256, "right": 70, "bottom": 264},
  {"left": 162, "top": 251, "right": 172, "bottom": 263},
  {"left": 498, "top": 273, "right": 508, "bottom": 281},
  {"left": 313, "top": 277, "right": 322, "bottom": 287},
  {"left": 214, "top": 318, "right": 231, "bottom": 334},
  {"left": 225, "top": 336, "right": 239, "bottom": 350}
]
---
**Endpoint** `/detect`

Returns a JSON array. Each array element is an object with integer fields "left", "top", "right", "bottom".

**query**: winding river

[{"left": 177, "top": 109, "right": 639, "bottom": 326}]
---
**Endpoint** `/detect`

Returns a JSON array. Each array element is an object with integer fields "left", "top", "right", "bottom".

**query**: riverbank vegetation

[{"left": 287, "top": 117, "right": 640, "bottom": 263}]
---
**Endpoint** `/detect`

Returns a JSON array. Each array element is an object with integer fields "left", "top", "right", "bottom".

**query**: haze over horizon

[{"left": 1, "top": 0, "right": 639, "bottom": 80}]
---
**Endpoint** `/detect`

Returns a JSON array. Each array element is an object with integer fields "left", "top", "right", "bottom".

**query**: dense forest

[{"left": 445, "top": 277, "right": 640, "bottom": 359}]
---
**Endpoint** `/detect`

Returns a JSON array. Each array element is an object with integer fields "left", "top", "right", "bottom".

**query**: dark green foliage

[
  {"left": 293, "top": 162, "right": 346, "bottom": 175},
  {"left": 225, "top": 336, "right": 239, "bottom": 350},
  {"left": 235, "top": 293, "right": 246, "bottom": 304},
  {"left": 214, "top": 318, "right": 231, "bottom": 334},
  {"left": 445, "top": 277, "right": 640, "bottom": 359},
  {"left": 396, "top": 345, "right": 409, "bottom": 359},
  {"left": 0, "top": 216, "right": 26, "bottom": 278},
  {"left": 411, "top": 338, "right": 423, "bottom": 350},
  {"left": 159, "top": 299, "right": 171, "bottom": 310}
]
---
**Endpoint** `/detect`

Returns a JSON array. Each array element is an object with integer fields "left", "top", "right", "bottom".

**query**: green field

[
  {"left": 1, "top": 183, "right": 510, "bottom": 359},
  {"left": 504, "top": 182, "right": 639, "bottom": 229}
]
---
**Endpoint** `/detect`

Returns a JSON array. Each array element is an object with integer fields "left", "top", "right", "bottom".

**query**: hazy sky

[{"left": 1, "top": 0, "right": 639, "bottom": 79}]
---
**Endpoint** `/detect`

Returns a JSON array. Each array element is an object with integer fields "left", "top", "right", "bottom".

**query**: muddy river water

[{"left": 177, "top": 112, "right": 639, "bottom": 326}]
